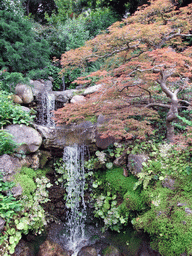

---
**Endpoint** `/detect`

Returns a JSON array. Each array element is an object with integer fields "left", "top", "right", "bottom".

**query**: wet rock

[
  {"left": 77, "top": 246, "right": 97, "bottom": 256},
  {"left": 15, "top": 84, "right": 34, "bottom": 104},
  {"left": 35, "top": 122, "right": 95, "bottom": 150},
  {"left": 37, "top": 240, "right": 72, "bottom": 256},
  {"left": 96, "top": 133, "right": 115, "bottom": 149},
  {"left": 13, "top": 239, "right": 35, "bottom": 256},
  {"left": 128, "top": 154, "right": 149, "bottom": 177},
  {"left": 21, "top": 106, "right": 31, "bottom": 113},
  {"left": 30, "top": 80, "right": 53, "bottom": 99},
  {"left": 0, "top": 217, "right": 5, "bottom": 233},
  {"left": 102, "top": 245, "right": 121, "bottom": 256},
  {"left": 6, "top": 124, "right": 42, "bottom": 154}
]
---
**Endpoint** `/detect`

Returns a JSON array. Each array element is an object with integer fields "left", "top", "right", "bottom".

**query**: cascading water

[
  {"left": 63, "top": 144, "right": 87, "bottom": 255},
  {"left": 39, "top": 91, "right": 55, "bottom": 127}
]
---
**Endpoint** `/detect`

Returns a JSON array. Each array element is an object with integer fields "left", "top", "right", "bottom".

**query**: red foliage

[{"left": 55, "top": 0, "right": 192, "bottom": 141}]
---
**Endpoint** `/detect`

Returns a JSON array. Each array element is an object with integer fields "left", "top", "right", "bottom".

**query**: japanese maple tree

[{"left": 55, "top": 0, "right": 192, "bottom": 142}]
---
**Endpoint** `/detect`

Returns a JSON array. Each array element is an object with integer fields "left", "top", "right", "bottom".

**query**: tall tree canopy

[{"left": 55, "top": 0, "right": 192, "bottom": 143}]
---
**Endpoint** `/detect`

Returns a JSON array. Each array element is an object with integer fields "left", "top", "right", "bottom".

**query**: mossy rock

[
  {"left": 14, "top": 173, "right": 36, "bottom": 196},
  {"left": 102, "top": 245, "right": 121, "bottom": 256}
]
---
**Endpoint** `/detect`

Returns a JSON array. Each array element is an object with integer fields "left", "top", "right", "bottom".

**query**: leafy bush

[
  {"left": 82, "top": 7, "right": 120, "bottom": 38},
  {"left": 0, "top": 70, "right": 28, "bottom": 92},
  {"left": 0, "top": 130, "right": 17, "bottom": 155},
  {"left": 27, "top": 64, "right": 62, "bottom": 90},
  {"left": 0, "top": 91, "right": 34, "bottom": 128},
  {"left": 0, "top": 168, "right": 52, "bottom": 256}
]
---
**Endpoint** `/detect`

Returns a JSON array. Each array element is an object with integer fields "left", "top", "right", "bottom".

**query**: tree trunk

[{"left": 166, "top": 98, "right": 178, "bottom": 142}]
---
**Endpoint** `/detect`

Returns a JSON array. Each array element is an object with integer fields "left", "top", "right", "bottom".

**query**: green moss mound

[
  {"left": 14, "top": 167, "right": 50, "bottom": 196},
  {"left": 105, "top": 167, "right": 138, "bottom": 195}
]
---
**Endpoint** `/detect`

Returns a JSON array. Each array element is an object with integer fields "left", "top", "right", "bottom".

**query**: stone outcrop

[
  {"left": 6, "top": 124, "right": 42, "bottom": 154},
  {"left": 15, "top": 84, "right": 34, "bottom": 104},
  {"left": 30, "top": 79, "right": 53, "bottom": 99},
  {"left": 128, "top": 154, "right": 149, "bottom": 176},
  {"left": 53, "top": 90, "right": 77, "bottom": 104},
  {"left": 35, "top": 122, "right": 96, "bottom": 151},
  {"left": 83, "top": 84, "right": 102, "bottom": 96},
  {"left": 71, "top": 95, "right": 86, "bottom": 104},
  {"left": 37, "top": 240, "right": 72, "bottom": 256},
  {"left": 0, "top": 154, "right": 22, "bottom": 181}
]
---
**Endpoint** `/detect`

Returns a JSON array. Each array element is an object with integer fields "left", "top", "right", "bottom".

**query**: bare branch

[
  {"left": 178, "top": 100, "right": 191, "bottom": 105},
  {"left": 158, "top": 32, "right": 192, "bottom": 48},
  {"left": 146, "top": 103, "right": 171, "bottom": 108}
]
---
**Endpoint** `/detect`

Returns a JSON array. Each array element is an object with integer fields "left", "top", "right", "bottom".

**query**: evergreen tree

[{"left": 0, "top": 1, "right": 50, "bottom": 73}]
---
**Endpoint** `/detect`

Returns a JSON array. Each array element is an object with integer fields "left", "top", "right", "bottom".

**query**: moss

[
  {"left": 105, "top": 167, "right": 138, "bottom": 195},
  {"left": 123, "top": 190, "right": 145, "bottom": 211},
  {"left": 133, "top": 185, "right": 192, "bottom": 255},
  {"left": 14, "top": 167, "right": 50, "bottom": 196},
  {"left": 14, "top": 173, "right": 36, "bottom": 196}
]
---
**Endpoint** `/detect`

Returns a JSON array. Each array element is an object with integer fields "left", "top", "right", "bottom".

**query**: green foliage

[
  {"left": 105, "top": 167, "right": 138, "bottom": 195},
  {"left": 0, "top": 9, "right": 50, "bottom": 73},
  {"left": 130, "top": 141, "right": 192, "bottom": 255},
  {"left": 0, "top": 91, "right": 34, "bottom": 128},
  {"left": 92, "top": 167, "right": 144, "bottom": 232},
  {"left": 27, "top": 64, "right": 62, "bottom": 91},
  {"left": 14, "top": 173, "right": 37, "bottom": 196},
  {"left": 0, "top": 168, "right": 52, "bottom": 255},
  {"left": 0, "top": 70, "right": 29, "bottom": 92},
  {"left": 0, "top": 130, "right": 17, "bottom": 155},
  {"left": 0, "top": 174, "right": 22, "bottom": 219},
  {"left": 132, "top": 186, "right": 192, "bottom": 255},
  {"left": 94, "top": 192, "right": 129, "bottom": 232},
  {"left": 82, "top": 7, "right": 120, "bottom": 38}
]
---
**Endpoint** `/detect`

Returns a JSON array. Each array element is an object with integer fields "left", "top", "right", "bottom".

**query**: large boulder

[
  {"left": 6, "top": 124, "right": 42, "bottom": 154},
  {"left": 53, "top": 90, "right": 77, "bottom": 103},
  {"left": 30, "top": 79, "right": 53, "bottom": 99},
  {"left": 15, "top": 84, "right": 34, "bottom": 104},
  {"left": 71, "top": 95, "right": 86, "bottom": 104},
  {"left": 35, "top": 122, "right": 96, "bottom": 152}
]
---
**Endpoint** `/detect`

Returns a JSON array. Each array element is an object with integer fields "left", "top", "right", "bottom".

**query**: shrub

[
  {"left": 0, "top": 91, "right": 34, "bottom": 128},
  {"left": 0, "top": 130, "right": 17, "bottom": 156}
]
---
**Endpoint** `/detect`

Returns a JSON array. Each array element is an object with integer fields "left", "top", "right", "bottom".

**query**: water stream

[
  {"left": 39, "top": 91, "right": 55, "bottom": 127},
  {"left": 63, "top": 144, "right": 87, "bottom": 255}
]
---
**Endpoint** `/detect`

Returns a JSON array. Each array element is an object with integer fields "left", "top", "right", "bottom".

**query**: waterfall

[
  {"left": 63, "top": 144, "right": 87, "bottom": 254},
  {"left": 39, "top": 91, "right": 55, "bottom": 127}
]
